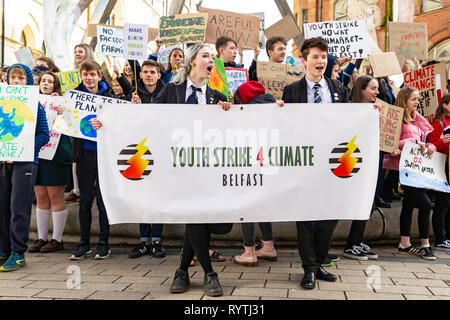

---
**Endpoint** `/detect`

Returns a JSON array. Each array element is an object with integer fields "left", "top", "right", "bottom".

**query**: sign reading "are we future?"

[{"left": 123, "top": 23, "right": 148, "bottom": 60}]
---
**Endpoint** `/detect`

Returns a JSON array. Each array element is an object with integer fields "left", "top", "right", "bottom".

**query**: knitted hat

[
  {"left": 32, "top": 65, "right": 50, "bottom": 77},
  {"left": 6, "top": 63, "right": 34, "bottom": 85},
  {"left": 237, "top": 81, "right": 266, "bottom": 104}
]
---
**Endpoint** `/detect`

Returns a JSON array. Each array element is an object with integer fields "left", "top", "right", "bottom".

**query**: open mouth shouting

[{"left": 206, "top": 64, "right": 214, "bottom": 74}]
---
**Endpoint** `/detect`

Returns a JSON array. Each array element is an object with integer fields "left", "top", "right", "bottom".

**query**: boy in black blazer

[{"left": 282, "top": 37, "right": 348, "bottom": 290}]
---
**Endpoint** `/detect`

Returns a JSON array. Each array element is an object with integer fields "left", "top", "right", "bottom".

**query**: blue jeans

[{"left": 139, "top": 224, "right": 163, "bottom": 242}]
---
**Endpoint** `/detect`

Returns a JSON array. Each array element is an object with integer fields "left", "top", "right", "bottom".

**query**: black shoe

[
  {"left": 170, "top": 269, "right": 190, "bottom": 294},
  {"left": 69, "top": 243, "right": 92, "bottom": 260},
  {"left": 151, "top": 241, "right": 166, "bottom": 258},
  {"left": 375, "top": 198, "right": 391, "bottom": 208},
  {"left": 317, "top": 267, "right": 337, "bottom": 282},
  {"left": 128, "top": 242, "right": 151, "bottom": 259},
  {"left": 203, "top": 271, "right": 223, "bottom": 297},
  {"left": 94, "top": 242, "right": 110, "bottom": 260},
  {"left": 300, "top": 272, "right": 316, "bottom": 289},
  {"left": 391, "top": 193, "right": 402, "bottom": 200}
]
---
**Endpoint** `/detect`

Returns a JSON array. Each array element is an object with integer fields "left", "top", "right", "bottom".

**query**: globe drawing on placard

[
  {"left": 80, "top": 114, "right": 97, "bottom": 138},
  {"left": 0, "top": 100, "right": 36, "bottom": 142}
]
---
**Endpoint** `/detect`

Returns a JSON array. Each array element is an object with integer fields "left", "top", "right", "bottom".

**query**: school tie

[
  {"left": 313, "top": 83, "right": 322, "bottom": 103},
  {"left": 186, "top": 86, "right": 200, "bottom": 104}
]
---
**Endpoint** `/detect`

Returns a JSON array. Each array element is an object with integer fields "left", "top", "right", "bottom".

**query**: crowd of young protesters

[{"left": 1, "top": 31, "right": 449, "bottom": 297}]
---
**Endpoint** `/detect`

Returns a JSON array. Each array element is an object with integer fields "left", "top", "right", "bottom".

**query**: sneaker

[
  {"left": 298, "top": 254, "right": 341, "bottom": 266},
  {"left": 65, "top": 191, "right": 80, "bottom": 202},
  {"left": 434, "top": 240, "right": 450, "bottom": 252},
  {"left": 151, "top": 241, "right": 166, "bottom": 258},
  {"left": 69, "top": 243, "right": 92, "bottom": 260},
  {"left": 359, "top": 243, "right": 378, "bottom": 259},
  {"left": 28, "top": 239, "right": 48, "bottom": 253},
  {"left": 343, "top": 246, "right": 369, "bottom": 261},
  {"left": 94, "top": 242, "right": 111, "bottom": 260},
  {"left": 0, "top": 253, "right": 26, "bottom": 271},
  {"left": 398, "top": 244, "right": 422, "bottom": 256},
  {"left": 40, "top": 239, "right": 64, "bottom": 253},
  {"left": 128, "top": 242, "right": 151, "bottom": 259},
  {"left": 420, "top": 246, "right": 437, "bottom": 261},
  {"left": 0, "top": 252, "right": 8, "bottom": 265}
]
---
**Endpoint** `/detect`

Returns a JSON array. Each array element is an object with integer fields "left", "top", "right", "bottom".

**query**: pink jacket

[{"left": 383, "top": 112, "right": 433, "bottom": 171}]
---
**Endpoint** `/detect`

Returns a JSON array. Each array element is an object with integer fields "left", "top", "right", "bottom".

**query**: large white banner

[{"left": 97, "top": 103, "right": 379, "bottom": 224}]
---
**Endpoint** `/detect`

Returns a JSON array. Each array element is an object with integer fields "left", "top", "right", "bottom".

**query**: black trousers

[
  {"left": 345, "top": 220, "right": 367, "bottom": 250},
  {"left": 296, "top": 220, "right": 338, "bottom": 273},
  {"left": 400, "top": 186, "right": 432, "bottom": 238},
  {"left": 76, "top": 150, "right": 110, "bottom": 244},
  {"left": 180, "top": 223, "right": 233, "bottom": 274},
  {"left": 0, "top": 163, "right": 37, "bottom": 256},
  {"left": 433, "top": 191, "right": 450, "bottom": 244}
]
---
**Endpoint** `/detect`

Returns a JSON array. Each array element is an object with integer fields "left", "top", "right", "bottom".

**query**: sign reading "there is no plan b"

[{"left": 123, "top": 23, "right": 148, "bottom": 60}]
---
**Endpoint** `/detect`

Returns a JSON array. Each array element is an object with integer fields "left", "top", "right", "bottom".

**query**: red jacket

[{"left": 428, "top": 115, "right": 450, "bottom": 156}]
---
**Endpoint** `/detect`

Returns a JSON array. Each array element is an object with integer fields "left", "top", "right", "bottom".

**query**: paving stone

[
  {"left": 0, "top": 280, "right": 35, "bottom": 288},
  {"left": 220, "top": 279, "right": 266, "bottom": 288},
  {"left": 339, "top": 275, "right": 393, "bottom": 285},
  {"left": 144, "top": 293, "right": 203, "bottom": 300},
  {"left": 373, "top": 284, "right": 431, "bottom": 295},
  {"left": 427, "top": 287, "right": 450, "bottom": 296},
  {"left": 85, "top": 291, "right": 147, "bottom": 300},
  {"left": 24, "top": 281, "right": 71, "bottom": 290},
  {"left": 318, "top": 282, "right": 374, "bottom": 292},
  {"left": 115, "top": 276, "right": 166, "bottom": 285},
  {"left": 75, "top": 282, "right": 130, "bottom": 292},
  {"left": 203, "top": 295, "right": 259, "bottom": 300},
  {"left": 266, "top": 280, "right": 307, "bottom": 289},
  {"left": 35, "top": 289, "right": 95, "bottom": 299},
  {"left": 414, "top": 273, "right": 450, "bottom": 280},
  {"left": 20, "top": 274, "right": 70, "bottom": 281},
  {"left": 241, "top": 272, "right": 289, "bottom": 281},
  {"left": 371, "top": 271, "right": 417, "bottom": 279},
  {"left": 382, "top": 265, "right": 433, "bottom": 273},
  {"left": 326, "top": 269, "right": 366, "bottom": 276},
  {"left": 345, "top": 291, "right": 405, "bottom": 300},
  {"left": 268, "top": 267, "right": 295, "bottom": 274},
  {"left": 0, "top": 273, "right": 30, "bottom": 280},
  {"left": 76, "top": 275, "right": 120, "bottom": 283},
  {"left": 405, "top": 294, "right": 450, "bottom": 300},
  {"left": 99, "top": 268, "right": 150, "bottom": 277},
  {"left": 336, "top": 264, "right": 372, "bottom": 270},
  {"left": 288, "top": 289, "right": 345, "bottom": 300},
  {"left": 390, "top": 277, "right": 449, "bottom": 287},
  {"left": 0, "top": 287, "right": 45, "bottom": 298},
  {"left": 232, "top": 287, "right": 287, "bottom": 298},
  {"left": 224, "top": 266, "right": 270, "bottom": 273}
]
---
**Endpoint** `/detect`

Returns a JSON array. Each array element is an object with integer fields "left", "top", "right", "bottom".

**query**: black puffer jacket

[
  {"left": 248, "top": 93, "right": 276, "bottom": 104},
  {"left": 126, "top": 78, "right": 165, "bottom": 103}
]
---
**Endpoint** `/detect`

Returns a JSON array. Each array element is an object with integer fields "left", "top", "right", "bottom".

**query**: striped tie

[{"left": 313, "top": 83, "right": 322, "bottom": 103}]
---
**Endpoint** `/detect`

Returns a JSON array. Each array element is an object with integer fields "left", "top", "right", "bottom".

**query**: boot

[
  {"left": 233, "top": 245, "right": 257, "bottom": 267},
  {"left": 256, "top": 240, "right": 277, "bottom": 261}
]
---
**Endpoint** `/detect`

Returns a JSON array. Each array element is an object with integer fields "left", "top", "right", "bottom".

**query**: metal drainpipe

[
  {"left": 1, "top": 0, "right": 4, "bottom": 65},
  {"left": 385, "top": 0, "right": 393, "bottom": 51}
]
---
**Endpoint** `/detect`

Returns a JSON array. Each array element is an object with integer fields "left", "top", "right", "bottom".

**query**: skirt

[{"left": 35, "top": 160, "right": 71, "bottom": 186}]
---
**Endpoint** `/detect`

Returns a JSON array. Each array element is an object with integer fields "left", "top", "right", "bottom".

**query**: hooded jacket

[{"left": 126, "top": 78, "right": 165, "bottom": 103}]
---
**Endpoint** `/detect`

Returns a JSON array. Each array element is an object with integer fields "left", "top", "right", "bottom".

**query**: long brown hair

[
  {"left": 74, "top": 43, "right": 95, "bottom": 69},
  {"left": 349, "top": 75, "right": 375, "bottom": 103},
  {"left": 36, "top": 56, "right": 60, "bottom": 72},
  {"left": 39, "top": 71, "right": 62, "bottom": 96},
  {"left": 395, "top": 87, "right": 419, "bottom": 124},
  {"left": 433, "top": 94, "right": 450, "bottom": 122},
  {"left": 167, "top": 48, "right": 184, "bottom": 72}
]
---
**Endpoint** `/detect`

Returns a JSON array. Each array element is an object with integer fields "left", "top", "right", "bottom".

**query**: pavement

[{"left": 0, "top": 244, "right": 449, "bottom": 300}]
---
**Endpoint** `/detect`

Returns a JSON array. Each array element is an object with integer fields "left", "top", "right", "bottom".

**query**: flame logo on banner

[
  {"left": 330, "top": 135, "right": 362, "bottom": 178},
  {"left": 118, "top": 138, "right": 153, "bottom": 181}
]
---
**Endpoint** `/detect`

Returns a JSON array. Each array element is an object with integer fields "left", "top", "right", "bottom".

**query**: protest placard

[
  {"left": 14, "top": 47, "right": 35, "bottom": 68},
  {"left": 396, "top": 0, "right": 415, "bottom": 22},
  {"left": 158, "top": 13, "right": 207, "bottom": 45},
  {"left": 388, "top": 22, "right": 428, "bottom": 67},
  {"left": 88, "top": 24, "right": 158, "bottom": 40},
  {"left": 56, "top": 70, "right": 81, "bottom": 95},
  {"left": 54, "top": 90, "right": 129, "bottom": 142},
  {"left": 303, "top": 20, "right": 371, "bottom": 59},
  {"left": 286, "top": 56, "right": 302, "bottom": 66},
  {"left": 250, "top": 12, "right": 265, "bottom": 49},
  {"left": 123, "top": 23, "right": 148, "bottom": 60},
  {"left": 0, "top": 85, "right": 39, "bottom": 161},
  {"left": 400, "top": 141, "right": 450, "bottom": 193},
  {"left": 38, "top": 95, "right": 62, "bottom": 160},
  {"left": 225, "top": 68, "right": 248, "bottom": 95},
  {"left": 264, "top": 15, "right": 300, "bottom": 42},
  {"left": 207, "top": 57, "right": 230, "bottom": 101},
  {"left": 156, "top": 45, "right": 181, "bottom": 69},
  {"left": 376, "top": 98, "right": 404, "bottom": 153},
  {"left": 96, "top": 25, "right": 123, "bottom": 57},
  {"left": 403, "top": 62, "right": 447, "bottom": 121},
  {"left": 199, "top": 7, "right": 260, "bottom": 50},
  {"left": 368, "top": 52, "right": 402, "bottom": 78},
  {"left": 257, "top": 62, "right": 305, "bottom": 100}
]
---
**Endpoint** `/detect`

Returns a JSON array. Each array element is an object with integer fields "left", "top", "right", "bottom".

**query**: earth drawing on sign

[
  {"left": 0, "top": 100, "right": 36, "bottom": 142},
  {"left": 80, "top": 114, "right": 97, "bottom": 138}
]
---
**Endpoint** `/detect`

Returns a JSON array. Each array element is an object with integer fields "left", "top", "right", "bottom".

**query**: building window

[
  {"left": 422, "top": 0, "right": 443, "bottom": 12},
  {"left": 334, "top": 0, "right": 348, "bottom": 21},
  {"left": 303, "top": 9, "right": 308, "bottom": 23},
  {"left": 429, "top": 39, "right": 450, "bottom": 63}
]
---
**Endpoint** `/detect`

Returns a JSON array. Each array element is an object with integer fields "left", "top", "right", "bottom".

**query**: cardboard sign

[
  {"left": 388, "top": 22, "right": 428, "bottom": 67},
  {"left": 158, "top": 13, "right": 208, "bottom": 45},
  {"left": 14, "top": 47, "right": 35, "bottom": 68},
  {"left": 400, "top": 141, "right": 450, "bottom": 193},
  {"left": 396, "top": 0, "right": 415, "bottom": 23},
  {"left": 96, "top": 25, "right": 123, "bottom": 57},
  {"left": 264, "top": 15, "right": 300, "bottom": 42},
  {"left": 56, "top": 70, "right": 81, "bottom": 95},
  {"left": 199, "top": 7, "right": 260, "bottom": 50},
  {"left": 0, "top": 85, "right": 39, "bottom": 161},
  {"left": 303, "top": 20, "right": 371, "bottom": 59},
  {"left": 157, "top": 45, "right": 181, "bottom": 69},
  {"left": 286, "top": 56, "right": 302, "bottom": 66},
  {"left": 38, "top": 95, "right": 62, "bottom": 160},
  {"left": 368, "top": 52, "right": 402, "bottom": 78},
  {"left": 403, "top": 62, "right": 447, "bottom": 121},
  {"left": 123, "top": 23, "right": 148, "bottom": 60},
  {"left": 88, "top": 24, "right": 158, "bottom": 41},
  {"left": 376, "top": 98, "right": 404, "bottom": 153},
  {"left": 225, "top": 68, "right": 248, "bottom": 95},
  {"left": 257, "top": 62, "right": 305, "bottom": 100},
  {"left": 250, "top": 12, "right": 265, "bottom": 49},
  {"left": 54, "top": 90, "right": 129, "bottom": 142}
]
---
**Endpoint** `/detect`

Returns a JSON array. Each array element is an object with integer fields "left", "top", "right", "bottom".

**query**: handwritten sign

[
  {"left": 54, "top": 90, "right": 129, "bottom": 142},
  {"left": 368, "top": 52, "right": 402, "bottom": 78},
  {"left": 400, "top": 141, "right": 450, "bottom": 193},
  {"left": 157, "top": 45, "right": 181, "bottom": 69},
  {"left": 264, "top": 15, "right": 300, "bottom": 42},
  {"left": 123, "top": 23, "right": 148, "bottom": 60},
  {"left": 88, "top": 24, "right": 158, "bottom": 41},
  {"left": 303, "top": 20, "right": 371, "bottom": 59},
  {"left": 199, "top": 7, "right": 260, "bottom": 50},
  {"left": 388, "top": 22, "right": 428, "bottom": 67},
  {"left": 0, "top": 85, "right": 39, "bottom": 161},
  {"left": 257, "top": 62, "right": 305, "bottom": 100},
  {"left": 403, "top": 62, "right": 447, "bottom": 121},
  {"left": 376, "top": 98, "right": 404, "bottom": 153},
  {"left": 225, "top": 68, "right": 248, "bottom": 95},
  {"left": 56, "top": 70, "right": 81, "bottom": 95},
  {"left": 158, "top": 13, "right": 207, "bottom": 45},
  {"left": 38, "top": 95, "right": 62, "bottom": 160},
  {"left": 14, "top": 47, "right": 35, "bottom": 68},
  {"left": 97, "top": 25, "right": 123, "bottom": 57},
  {"left": 286, "top": 56, "right": 302, "bottom": 66}
]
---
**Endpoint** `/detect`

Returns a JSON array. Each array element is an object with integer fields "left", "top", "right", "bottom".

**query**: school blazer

[
  {"left": 152, "top": 80, "right": 227, "bottom": 104},
  {"left": 281, "top": 76, "right": 348, "bottom": 104}
]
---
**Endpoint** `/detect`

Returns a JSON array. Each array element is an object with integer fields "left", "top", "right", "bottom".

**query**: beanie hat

[
  {"left": 32, "top": 65, "right": 50, "bottom": 77},
  {"left": 237, "top": 81, "right": 266, "bottom": 104},
  {"left": 6, "top": 63, "right": 34, "bottom": 85}
]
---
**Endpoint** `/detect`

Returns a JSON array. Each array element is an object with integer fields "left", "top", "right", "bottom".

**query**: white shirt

[
  {"left": 185, "top": 77, "right": 207, "bottom": 104},
  {"left": 305, "top": 76, "right": 332, "bottom": 104}
]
